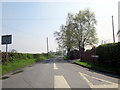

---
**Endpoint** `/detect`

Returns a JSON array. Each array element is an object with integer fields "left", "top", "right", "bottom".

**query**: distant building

[{"left": 118, "top": 1, "right": 120, "bottom": 42}]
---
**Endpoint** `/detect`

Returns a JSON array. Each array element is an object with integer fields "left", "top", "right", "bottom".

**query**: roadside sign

[
  {"left": 91, "top": 55, "right": 99, "bottom": 58},
  {"left": 2, "top": 35, "right": 12, "bottom": 45},
  {"left": 1, "top": 35, "right": 12, "bottom": 60}
]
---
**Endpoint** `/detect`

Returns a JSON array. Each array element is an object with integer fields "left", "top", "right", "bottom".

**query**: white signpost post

[{"left": 1, "top": 35, "right": 12, "bottom": 60}]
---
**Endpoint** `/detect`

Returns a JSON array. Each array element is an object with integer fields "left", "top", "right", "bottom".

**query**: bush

[
  {"left": 2, "top": 52, "right": 34, "bottom": 63},
  {"left": 2, "top": 52, "right": 56, "bottom": 63},
  {"left": 1, "top": 52, "right": 56, "bottom": 75},
  {"left": 33, "top": 54, "right": 40, "bottom": 59},
  {"left": 47, "top": 54, "right": 55, "bottom": 58},
  {"left": 96, "top": 42, "right": 120, "bottom": 68}
]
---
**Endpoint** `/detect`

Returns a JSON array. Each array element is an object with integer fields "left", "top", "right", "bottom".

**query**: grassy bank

[
  {"left": 2, "top": 59, "right": 35, "bottom": 75},
  {"left": 1, "top": 54, "right": 56, "bottom": 75},
  {"left": 75, "top": 61, "right": 119, "bottom": 75},
  {"left": 75, "top": 61, "right": 92, "bottom": 67}
]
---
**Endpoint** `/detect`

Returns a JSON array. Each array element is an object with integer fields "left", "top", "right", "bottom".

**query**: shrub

[
  {"left": 96, "top": 42, "right": 120, "bottom": 68},
  {"left": 2, "top": 52, "right": 34, "bottom": 63},
  {"left": 2, "top": 52, "right": 56, "bottom": 63}
]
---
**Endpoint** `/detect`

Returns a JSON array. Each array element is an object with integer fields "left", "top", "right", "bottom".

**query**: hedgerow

[{"left": 96, "top": 42, "right": 120, "bottom": 68}]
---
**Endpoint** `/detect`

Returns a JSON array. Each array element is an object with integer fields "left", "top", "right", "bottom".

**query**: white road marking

[
  {"left": 54, "top": 63, "right": 58, "bottom": 70},
  {"left": 54, "top": 75, "right": 70, "bottom": 88},
  {"left": 79, "top": 72, "right": 94, "bottom": 88},
  {"left": 79, "top": 72, "right": 118, "bottom": 88}
]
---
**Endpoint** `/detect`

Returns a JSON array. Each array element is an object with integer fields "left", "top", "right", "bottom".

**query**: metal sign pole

[{"left": 6, "top": 44, "right": 8, "bottom": 60}]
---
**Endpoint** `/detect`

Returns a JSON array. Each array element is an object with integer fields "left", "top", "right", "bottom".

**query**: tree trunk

[
  {"left": 67, "top": 47, "right": 70, "bottom": 53},
  {"left": 67, "top": 47, "right": 71, "bottom": 59},
  {"left": 78, "top": 42, "right": 82, "bottom": 60}
]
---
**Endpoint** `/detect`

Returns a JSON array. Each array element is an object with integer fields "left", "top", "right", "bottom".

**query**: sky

[{"left": 0, "top": 0, "right": 119, "bottom": 53}]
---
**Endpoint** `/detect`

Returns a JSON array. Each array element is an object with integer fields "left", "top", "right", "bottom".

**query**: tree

[
  {"left": 72, "top": 9, "right": 98, "bottom": 60},
  {"left": 101, "top": 40, "right": 110, "bottom": 45},
  {"left": 73, "top": 9, "right": 98, "bottom": 51},
  {"left": 54, "top": 13, "right": 75, "bottom": 53},
  {"left": 9, "top": 49, "right": 17, "bottom": 53},
  {"left": 54, "top": 9, "right": 98, "bottom": 59}
]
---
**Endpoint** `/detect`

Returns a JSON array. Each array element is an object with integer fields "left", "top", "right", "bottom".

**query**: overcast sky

[{"left": 0, "top": 0, "right": 119, "bottom": 53}]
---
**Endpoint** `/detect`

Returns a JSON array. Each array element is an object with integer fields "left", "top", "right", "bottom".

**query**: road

[{"left": 2, "top": 57, "right": 119, "bottom": 89}]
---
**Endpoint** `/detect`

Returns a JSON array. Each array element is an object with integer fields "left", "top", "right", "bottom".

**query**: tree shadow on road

[{"left": 88, "top": 69, "right": 120, "bottom": 79}]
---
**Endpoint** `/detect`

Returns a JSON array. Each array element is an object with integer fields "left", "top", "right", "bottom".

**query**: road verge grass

[
  {"left": 1, "top": 54, "right": 57, "bottom": 75},
  {"left": 2, "top": 59, "right": 35, "bottom": 75},
  {"left": 75, "top": 61, "right": 119, "bottom": 75},
  {"left": 75, "top": 61, "right": 92, "bottom": 67}
]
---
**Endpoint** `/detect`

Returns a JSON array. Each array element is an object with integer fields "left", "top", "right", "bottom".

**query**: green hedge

[
  {"left": 2, "top": 52, "right": 34, "bottom": 63},
  {"left": 2, "top": 53, "right": 44, "bottom": 63},
  {"left": 96, "top": 42, "right": 120, "bottom": 67},
  {"left": 1, "top": 53, "right": 56, "bottom": 75},
  {"left": 2, "top": 52, "right": 56, "bottom": 63},
  {"left": 8, "top": 53, "right": 33, "bottom": 61}
]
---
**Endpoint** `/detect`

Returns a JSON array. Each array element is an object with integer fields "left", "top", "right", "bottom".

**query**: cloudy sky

[{"left": 0, "top": 0, "right": 119, "bottom": 53}]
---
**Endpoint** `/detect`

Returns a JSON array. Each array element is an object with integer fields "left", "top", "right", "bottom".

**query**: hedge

[
  {"left": 2, "top": 52, "right": 56, "bottom": 63},
  {"left": 2, "top": 52, "right": 34, "bottom": 63},
  {"left": 2, "top": 52, "right": 51, "bottom": 63},
  {"left": 96, "top": 42, "right": 120, "bottom": 68}
]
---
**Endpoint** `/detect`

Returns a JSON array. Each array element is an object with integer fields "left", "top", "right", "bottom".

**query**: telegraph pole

[
  {"left": 112, "top": 16, "right": 115, "bottom": 42},
  {"left": 46, "top": 37, "right": 49, "bottom": 54}
]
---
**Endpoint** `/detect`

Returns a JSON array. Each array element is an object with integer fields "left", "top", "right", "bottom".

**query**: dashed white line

[
  {"left": 54, "top": 75, "right": 70, "bottom": 88},
  {"left": 79, "top": 72, "right": 118, "bottom": 88},
  {"left": 54, "top": 63, "right": 58, "bottom": 70}
]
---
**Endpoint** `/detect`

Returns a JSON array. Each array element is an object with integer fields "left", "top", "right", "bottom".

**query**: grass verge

[
  {"left": 2, "top": 59, "right": 35, "bottom": 75},
  {"left": 1, "top": 54, "right": 57, "bottom": 75},
  {"left": 75, "top": 61, "right": 92, "bottom": 67},
  {"left": 75, "top": 61, "right": 119, "bottom": 75}
]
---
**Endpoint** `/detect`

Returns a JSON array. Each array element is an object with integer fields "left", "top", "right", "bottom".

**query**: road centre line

[
  {"left": 54, "top": 75, "right": 70, "bottom": 88},
  {"left": 54, "top": 63, "right": 58, "bottom": 70},
  {"left": 79, "top": 72, "right": 118, "bottom": 88}
]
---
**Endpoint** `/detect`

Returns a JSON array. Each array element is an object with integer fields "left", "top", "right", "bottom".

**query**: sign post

[
  {"left": 91, "top": 55, "right": 99, "bottom": 64},
  {"left": 1, "top": 35, "right": 12, "bottom": 60},
  {"left": 6, "top": 44, "right": 8, "bottom": 60}
]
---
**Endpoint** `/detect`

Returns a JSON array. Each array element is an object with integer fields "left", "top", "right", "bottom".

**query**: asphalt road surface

[{"left": 2, "top": 57, "right": 119, "bottom": 89}]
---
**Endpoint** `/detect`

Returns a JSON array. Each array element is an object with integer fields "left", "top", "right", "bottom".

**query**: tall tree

[
  {"left": 54, "top": 13, "right": 75, "bottom": 53},
  {"left": 73, "top": 9, "right": 98, "bottom": 53},
  {"left": 54, "top": 9, "right": 98, "bottom": 58}
]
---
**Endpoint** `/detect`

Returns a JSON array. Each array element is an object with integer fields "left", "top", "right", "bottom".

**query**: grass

[
  {"left": 47, "top": 54, "right": 56, "bottom": 58},
  {"left": 75, "top": 61, "right": 92, "bottom": 67},
  {"left": 1, "top": 54, "right": 57, "bottom": 75},
  {"left": 75, "top": 61, "right": 119, "bottom": 74},
  {"left": 35, "top": 54, "right": 56, "bottom": 62},
  {"left": 0, "top": 64, "right": 2, "bottom": 76},
  {"left": 2, "top": 59, "right": 35, "bottom": 75}
]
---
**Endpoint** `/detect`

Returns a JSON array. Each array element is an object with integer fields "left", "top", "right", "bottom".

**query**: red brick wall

[{"left": 82, "top": 49, "right": 98, "bottom": 62}]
